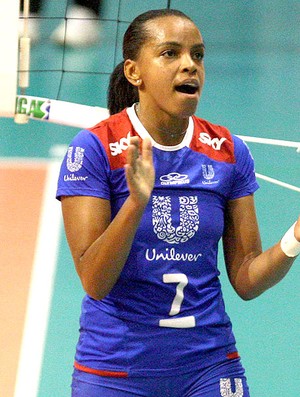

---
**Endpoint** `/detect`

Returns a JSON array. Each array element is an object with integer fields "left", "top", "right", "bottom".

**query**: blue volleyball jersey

[{"left": 57, "top": 104, "right": 259, "bottom": 377}]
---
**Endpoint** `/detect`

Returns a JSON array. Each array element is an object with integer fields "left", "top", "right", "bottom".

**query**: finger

[
  {"left": 142, "top": 137, "right": 153, "bottom": 163},
  {"left": 126, "top": 145, "right": 136, "bottom": 173},
  {"left": 126, "top": 137, "right": 141, "bottom": 174},
  {"left": 129, "top": 136, "right": 140, "bottom": 148},
  {"left": 124, "top": 163, "right": 134, "bottom": 185}
]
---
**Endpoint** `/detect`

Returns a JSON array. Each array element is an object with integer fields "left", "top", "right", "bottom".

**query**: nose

[{"left": 180, "top": 53, "right": 197, "bottom": 74}]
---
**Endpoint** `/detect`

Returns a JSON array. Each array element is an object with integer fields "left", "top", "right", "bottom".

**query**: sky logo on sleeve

[
  {"left": 199, "top": 132, "right": 227, "bottom": 151},
  {"left": 109, "top": 132, "right": 131, "bottom": 156}
]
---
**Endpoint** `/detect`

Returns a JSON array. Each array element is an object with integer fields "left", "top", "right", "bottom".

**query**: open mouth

[{"left": 175, "top": 84, "right": 198, "bottom": 95}]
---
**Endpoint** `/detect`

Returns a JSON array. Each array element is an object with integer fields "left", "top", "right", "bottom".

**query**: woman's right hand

[
  {"left": 125, "top": 136, "right": 155, "bottom": 206},
  {"left": 61, "top": 137, "right": 155, "bottom": 299}
]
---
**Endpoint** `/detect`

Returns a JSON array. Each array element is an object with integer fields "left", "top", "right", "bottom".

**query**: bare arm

[
  {"left": 223, "top": 194, "right": 300, "bottom": 300},
  {"left": 61, "top": 137, "right": 155, "bottom": 300}
]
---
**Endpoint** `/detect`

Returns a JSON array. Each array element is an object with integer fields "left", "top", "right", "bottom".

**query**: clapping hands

[{"left": 125, "top": 137, "right": 155, "bottom": 207}]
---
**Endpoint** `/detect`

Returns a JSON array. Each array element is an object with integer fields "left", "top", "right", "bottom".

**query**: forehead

[{"left": 144, "top": 16, "right": 203, "bottom": 46}]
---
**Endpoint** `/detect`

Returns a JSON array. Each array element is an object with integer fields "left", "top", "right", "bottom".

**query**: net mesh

[
  {"left": 19, "top": 0, "right": 174, "bottom": 107},
  {"left": 13, "top": 2, "right": 300, "bottom": 151}
]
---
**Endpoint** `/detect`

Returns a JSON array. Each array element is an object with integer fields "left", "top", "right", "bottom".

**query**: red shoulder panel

[
  {"left": 89, "top": 109, "right": 139, "bottom": 170},
  {"left": 190, "top": 117, "right": 235, "bottom": 163}
]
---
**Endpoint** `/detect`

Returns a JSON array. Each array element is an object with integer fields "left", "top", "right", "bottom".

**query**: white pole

[{"left": 0, "top": 0, "right": 19, "bottom": 117}]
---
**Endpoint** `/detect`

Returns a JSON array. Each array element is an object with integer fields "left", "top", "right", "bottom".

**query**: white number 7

[{"left": 159, "top": 273, "right": 196, "bottom": 328}]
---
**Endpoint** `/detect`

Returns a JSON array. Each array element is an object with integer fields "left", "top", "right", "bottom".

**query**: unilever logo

[
  {"left": 66, "top": 146, "right": 85, "bottom": 172},
  {"left": 152, "top": 195, "right": 199, "bottom": 244},
  {"left": 202, "top": 164, "right": 219, "bottom": 185}
]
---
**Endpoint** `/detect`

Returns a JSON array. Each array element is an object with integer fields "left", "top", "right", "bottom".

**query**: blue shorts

[{"left": 71, "top": 358, "right": 250, "bottom": 397}]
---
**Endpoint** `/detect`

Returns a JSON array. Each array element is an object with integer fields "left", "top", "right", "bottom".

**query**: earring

[{"left": 136, "top": 79, "right": 141, "bottom": 85}]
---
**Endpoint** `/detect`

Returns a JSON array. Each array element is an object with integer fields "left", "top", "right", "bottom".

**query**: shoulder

[
  {"left": 89, "top": 109, "right": 132, "bottom": 142},
  {"left": 191, "top": 116, "right": 235, "bottom": 163},
  {"left": 88, "top": 109, "right": 136, "bottom": 170}
]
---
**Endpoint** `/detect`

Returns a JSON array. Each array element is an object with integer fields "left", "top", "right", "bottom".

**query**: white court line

[
  {"left": 14, "top": 160, "right": 62, "bottom": 397},
  {"left": 256, "top": 172, "right": 300, "bottom": 193}
]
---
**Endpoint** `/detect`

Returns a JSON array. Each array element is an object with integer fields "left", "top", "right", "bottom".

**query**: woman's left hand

[{"left": 294, "top": 216, "right": 300, "bottom": 242}]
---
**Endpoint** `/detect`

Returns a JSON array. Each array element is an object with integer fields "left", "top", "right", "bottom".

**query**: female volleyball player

[{"left": 56, "top": 9, "right": 300, "bottom": 397}]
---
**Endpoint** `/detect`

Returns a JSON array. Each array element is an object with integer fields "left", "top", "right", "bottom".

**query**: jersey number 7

[{"left": 159, "top": 273, "right": 196, "bottom": 328}]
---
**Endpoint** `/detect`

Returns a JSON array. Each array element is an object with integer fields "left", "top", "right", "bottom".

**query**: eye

[
  {"left": 162, "top": 49, "right": 177, "bottom": 58},
  {"left": 192, "top": 51, "right": 204, "bottom": 61}
]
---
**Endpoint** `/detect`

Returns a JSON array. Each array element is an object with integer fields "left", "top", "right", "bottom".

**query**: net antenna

[{"left": 15, "top": 0, "right": 31, "bottom": 123}]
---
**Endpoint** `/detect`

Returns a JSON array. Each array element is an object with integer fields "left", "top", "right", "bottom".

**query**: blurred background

[{"left": 0, "top": 1, "right": 299, "bottom": 396}]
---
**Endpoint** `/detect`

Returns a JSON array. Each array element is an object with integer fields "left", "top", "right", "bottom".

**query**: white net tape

[{"left": 15, "top": 94, "right": 109, "bottom": 127}]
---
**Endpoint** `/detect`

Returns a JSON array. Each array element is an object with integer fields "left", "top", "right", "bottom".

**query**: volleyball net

[{"left": 0, "top": 0, "right": 110, "bottom": 126}]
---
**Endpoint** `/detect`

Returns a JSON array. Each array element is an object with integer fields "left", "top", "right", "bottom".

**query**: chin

[
  {"left": 178, "top": 101, "right": 199, "bottom": 118},
  {"left": 181, "top": 93, "right": 200, "bottom": 110}
]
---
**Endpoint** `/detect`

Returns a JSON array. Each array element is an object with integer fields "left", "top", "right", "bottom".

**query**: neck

[{"left": 135, "top": 103, "right": 189, "bottom": 146}]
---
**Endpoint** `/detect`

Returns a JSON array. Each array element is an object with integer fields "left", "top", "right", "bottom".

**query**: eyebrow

[{"left": 157, "top": 41, "right": 205, "bottom": 50}]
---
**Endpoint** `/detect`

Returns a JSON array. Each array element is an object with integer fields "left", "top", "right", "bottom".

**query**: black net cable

[{"left": 112, "top": 0, "right": 123, "bottom": 76}]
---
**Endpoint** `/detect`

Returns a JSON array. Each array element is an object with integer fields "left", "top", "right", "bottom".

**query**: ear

[{"left": 124, "top": 59, "right": 142, "bottom": 87}]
